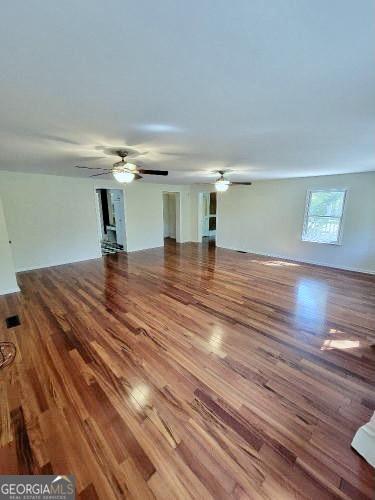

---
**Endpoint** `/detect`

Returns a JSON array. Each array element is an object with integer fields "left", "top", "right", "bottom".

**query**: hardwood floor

[{"left": 1, "top": 240, "right": 374, "bottom": 499}]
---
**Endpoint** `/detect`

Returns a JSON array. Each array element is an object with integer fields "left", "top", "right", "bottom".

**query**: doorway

[
  {"left": 96, "top": 189, "right": 126, "bottom": 255},
  {"left": 200, "top": 192, "right": 217, "bottom": 245},
  {"left": 163, "top": 193, "right": 177, "bottom": 240},
  {"left": 163, "top": 192, "right": 181, "bottom": 243}
]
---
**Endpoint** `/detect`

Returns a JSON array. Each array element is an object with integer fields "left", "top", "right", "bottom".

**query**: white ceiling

[{"left": 0, "top": 1, "right": 374, "bottom": 184}]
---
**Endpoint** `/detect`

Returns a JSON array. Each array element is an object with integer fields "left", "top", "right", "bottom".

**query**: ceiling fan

[
  {"left": 75, "top": 149, "right": 168, "bottom": 183},
  {"left": 203, "top": 171, "right": 252, "bottom": 192}
]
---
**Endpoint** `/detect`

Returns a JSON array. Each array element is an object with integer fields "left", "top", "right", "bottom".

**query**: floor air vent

[{"left": 5, "top": 315, "right": 21, "bottom": 329}]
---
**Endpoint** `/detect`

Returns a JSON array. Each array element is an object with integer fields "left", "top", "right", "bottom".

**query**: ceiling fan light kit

[
  {"left": 113, "top": 169, "right": 135, "bottom": 183},
  {"left": 74, "top": 149, "right": 168, "bottom": 183},
  {"left": 74, "top": 151, "right": 252, "bottom": 189},
  {"left": 215, "top": 178, "right": 230, "bottom": 192},
  {"left": 212, "top": 171, "right": 251, "bottom": 192}
]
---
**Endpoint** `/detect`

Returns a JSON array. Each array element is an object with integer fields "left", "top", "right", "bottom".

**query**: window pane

[
  {"left": 309, "top": 190, "right": 345, "bottom": 217},
  {"left": 303, "top": 216, "right": 340, "bottom": 243}
]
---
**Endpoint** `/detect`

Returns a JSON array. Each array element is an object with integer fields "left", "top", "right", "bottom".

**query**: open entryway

[
  {"left": 163, "top": 192, "right": 181, "bottom": 243},
  {"left": 96, "top": 189, "right": 126, "bottom": 255},
  {"left": 198, "top": 192, "right": 217, "bottom": 246}
]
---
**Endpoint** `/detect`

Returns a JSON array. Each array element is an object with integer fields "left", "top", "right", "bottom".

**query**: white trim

[
  {"left": 127, "top": 244, "right": 164, "bottom": 253},
  {"left": 197, "top": 191, "right": 218, "bottom": 242},
  {"left": 92, "top": 185, "right": 128, "bottom": 253},
  {"left": 175, "top": 192, "right": 182, "bottom": 243},
  {"left": 0, "top": 286, "right": 21, "bottom": 296},
  {"left": 215, "top": 244, "right": 375, "bottom": 275},
  {"left": 94, "top": 188, "right": 104, "bottom": 256},
  {"left": 301, "top": 188, "right": 348, "bottom": 245},
  {"left": 162, "top": 191, "right": 182, "bottom": 243},
  {"left": 12, "top": 242, "right": 375, "bottom": 275},
  {"left": 197, "top": 192, "right": 204, "bottom": 242},
  {"left": 15, "top": 254, "right": 101, "bottom": 273}
]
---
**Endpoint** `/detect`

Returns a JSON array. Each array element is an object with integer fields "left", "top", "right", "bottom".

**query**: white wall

[
  {"left": 163, "top": 193, "right": 169, "bottom": 237},
  {"left": 168, "top": 194, "right": 177, "bottom": 238},
  {"left": 125, "top": 185, "right": 191, "bottom": 250},
  {"left": 1, "top": 169, "right": 374, "bottom": 278},
  {"left": 124, "top": 182, "right": 166, "bottom": 252},
  {"left": 217, "top": 172, "right": 375, "bottom": 273},
  {"left": 0, "top": 171, "right": 192, "bottom": 274},
  {"left": 0, "top": 172, "right": 102, "bottom": 272},
  {"left": 0, "top": 195, "right": 19, "bottom": 294},
  {"left": 179, "top": 189, "right": 192, "bottom": 243}
]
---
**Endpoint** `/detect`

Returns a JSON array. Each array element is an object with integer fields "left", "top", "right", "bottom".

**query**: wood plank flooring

[{"left": 1, "top": 240, "right": 374, "bottom": 499}]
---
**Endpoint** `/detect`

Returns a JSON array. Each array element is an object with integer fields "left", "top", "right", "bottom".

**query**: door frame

[
  {"left": 197, "top": 191, "right": 217, "bottom": 242},
  {"left": 162, "top": 191, "right": 182, "bottom": 243},
  {"left": 93, "top": 186, "right": 128, "bottom": 254},
  {"left": 111, "top": 189, "right": 126, "bottom": 247}
]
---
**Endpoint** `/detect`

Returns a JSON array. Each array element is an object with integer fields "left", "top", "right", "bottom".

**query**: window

[{"left": 302, "top": 189, "right": 346, "bottom": 244}]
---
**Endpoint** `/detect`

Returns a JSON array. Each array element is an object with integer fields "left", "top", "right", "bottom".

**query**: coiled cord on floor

[{"left": 0, "top": 342, "right": 16, "bottom": 369}]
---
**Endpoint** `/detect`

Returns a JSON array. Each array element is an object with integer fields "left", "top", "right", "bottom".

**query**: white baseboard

[
  {"left": 127, "top": 241, "right": 164, "bottom": 252},
  {"left": 12, "top": 243, "right": 375, "bottom": 277},
  {"left": 0, "top": 286, "right": 21, "bottom": 296},
  {"left": 215, "top": 244, "right": 375, "bottom": 275},
  {"left": 16, "top": 253, "right": 102, "bottom": 273}
]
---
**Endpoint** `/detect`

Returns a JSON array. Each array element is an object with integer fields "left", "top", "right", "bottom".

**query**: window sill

[{"left": 301, "top": 238, "right": 342, "bottom": 246}]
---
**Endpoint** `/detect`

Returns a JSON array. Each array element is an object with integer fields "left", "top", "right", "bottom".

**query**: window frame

[{"left": 301, "top": 188, "right": 347, "bottom": 245}]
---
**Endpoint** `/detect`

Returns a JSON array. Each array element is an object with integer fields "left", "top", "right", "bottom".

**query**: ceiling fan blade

[
  {"left": 90, "top": 171, "right": 112, "bottom": 177},
  {"left": 36, "top": 133, "right": 80, "bottom": 145},
  {"left": 134, "top": 174, "right": 143, "bottom": 180},
  {"left": 231, "top": 182, "right": 252, "bottom": 186},
  {"left": 138, "top": 169, "right": 168, "bottom": 176},
  {"left": 75, "top": 165, "right": 112, "bottom": 170},
  {"left": 79, "top": 156, "right": 107, "bottom": 161}
]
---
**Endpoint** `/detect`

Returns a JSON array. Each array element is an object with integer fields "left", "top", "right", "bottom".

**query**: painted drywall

[
  {"left": 0, "top": 171, "right": 193, "bottom": 271},
  {"left": 179, "top": 189, "right": 192, "bottom": 243},
  {"left": 124, "top": 184, "right": 190, "bottom": 251},
  {"left": 124, "top": 182, "right": 165, "bottom": 252},
  {"left": 0, "top": 172, "right": 102, "bottom": 272},
  {"left": 1, "top": 169, "right": 374, "bottom": 275},
  {"left": 0, "top": 195, "right": 19, "bottom": 294},
  {"left": 216, "top": 172, "right": 375, "bottom": 273}
]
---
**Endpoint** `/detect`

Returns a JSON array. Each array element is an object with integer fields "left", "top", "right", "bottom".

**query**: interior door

[
  {"left": 111, "top": 190, "right": 126, "bottom": 248},
  {"left": 202, "top": 192, "right": 216, "bottom": 237},
  {"left": 202, "top": 193, "right": 210, "bottom": 237}
]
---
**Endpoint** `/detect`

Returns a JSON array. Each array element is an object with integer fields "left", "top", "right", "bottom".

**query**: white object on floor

[{"left": 351, "top": 412, "right": 375, "bottom": 468}]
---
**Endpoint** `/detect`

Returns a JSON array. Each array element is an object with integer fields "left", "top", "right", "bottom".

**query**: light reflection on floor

[
  {"left": 130, "top": 383, "right": 151, "bottom": 409},
  {"left": 321, "top": 339, "right": 360, "bottom": 350},
  {"left": 208, "top": 325, "right": 226, "bottom": 357},
  {"left": 250, "top": 259, "right": 300, "bottom": 267},
  {"left": 294, "top": 278, "right": 328, "bottom": 334}
]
